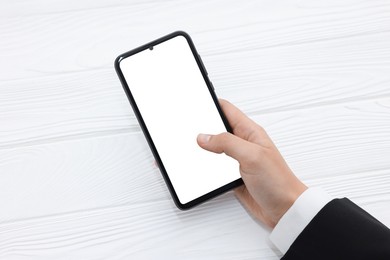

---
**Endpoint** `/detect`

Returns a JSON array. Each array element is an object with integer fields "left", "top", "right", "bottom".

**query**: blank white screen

[{"left": 119, "top": 35, "right": 240, "bottom": 204}]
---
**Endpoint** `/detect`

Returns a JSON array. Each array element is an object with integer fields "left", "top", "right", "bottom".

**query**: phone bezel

[{"left": 114, "top": 31, "right": 243, "bottom": 210}]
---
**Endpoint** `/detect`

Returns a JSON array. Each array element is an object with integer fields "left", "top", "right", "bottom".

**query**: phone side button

[{"left": 210, "top": 81, "right": 215, "bottom": 91}]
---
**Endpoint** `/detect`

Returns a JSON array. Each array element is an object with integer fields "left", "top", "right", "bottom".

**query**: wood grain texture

[
  {"left": 0, "top": 195, "right": 276, "bottom": 260},
  {"left": 1, "top": 31, "right": 390, "bottom": 148},
  {"left": 1, "top": 0, "right": 390, "bottom": 259},
  {"left": 1, "top": 98, "right": 390, "bottom": 223}
]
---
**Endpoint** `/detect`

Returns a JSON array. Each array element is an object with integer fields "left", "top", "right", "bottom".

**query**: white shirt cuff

[{"left": 269, "top": 188, "right": 333, "bottom": 254}]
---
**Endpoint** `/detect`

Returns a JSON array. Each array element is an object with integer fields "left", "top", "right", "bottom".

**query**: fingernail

[{"left": 198, "top": 134, "right": 211, "bottom": 144}]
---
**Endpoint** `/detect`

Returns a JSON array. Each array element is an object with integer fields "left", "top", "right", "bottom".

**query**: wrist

[
  {"left": 270, "top": 188, "right": 333, "bottom": 254},
  {"left": 272, "top": 181, "right": 308, "bottom": 227}
]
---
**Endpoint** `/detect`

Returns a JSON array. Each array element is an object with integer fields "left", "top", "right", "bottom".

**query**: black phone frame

[{"left": 114, "top": 31, "right": 243, "bottom": 210}]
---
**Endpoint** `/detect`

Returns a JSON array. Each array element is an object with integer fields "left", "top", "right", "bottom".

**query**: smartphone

[{"left": 115, "top": 31, "right": 243, "bottom": 209}]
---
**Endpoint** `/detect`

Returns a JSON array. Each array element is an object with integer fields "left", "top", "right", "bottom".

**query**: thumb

[{"left": 197, "top": 132, "right": 258, "bottom": 163}]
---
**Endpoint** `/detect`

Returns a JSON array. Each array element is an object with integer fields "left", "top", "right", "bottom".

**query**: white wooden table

[{"left": 1, "top": 1, "right": 390, "bottom": 259}]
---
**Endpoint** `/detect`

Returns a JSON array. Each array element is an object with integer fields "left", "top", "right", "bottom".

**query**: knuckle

[
  {"left": 256, "top": 125, "right": 268, "bottom": 137},
  {"left": 220, "top": 132, "right": 232, "bottom": 142}
]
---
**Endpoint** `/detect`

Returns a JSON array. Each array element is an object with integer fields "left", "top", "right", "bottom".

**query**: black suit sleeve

[{"left": 281, "top": 198, "right": 390, "bottom": 260}]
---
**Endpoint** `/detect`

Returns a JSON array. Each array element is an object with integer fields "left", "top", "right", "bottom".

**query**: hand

[{"left": 197, "top": 99, "right": 307, "bottom": 228}]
